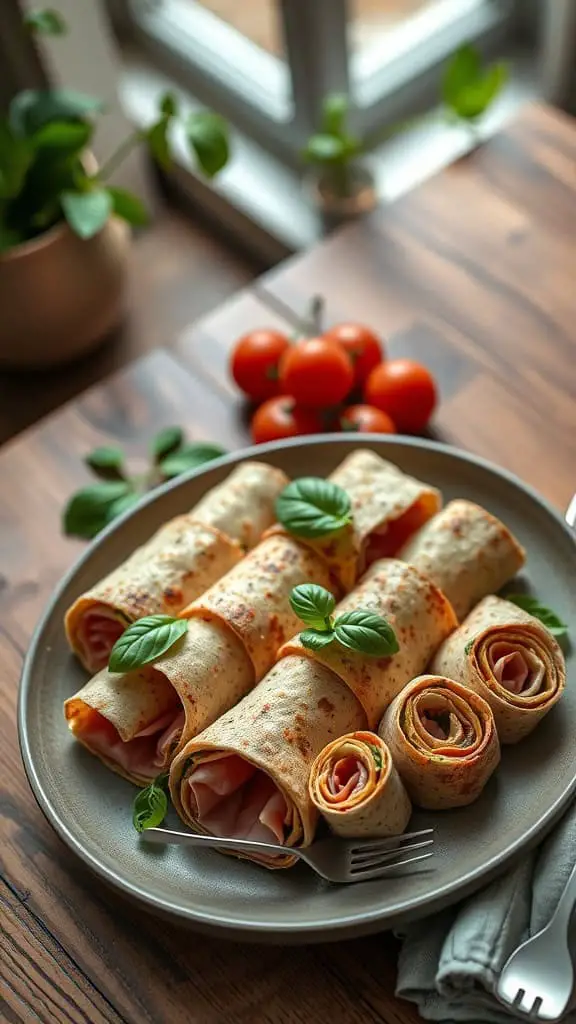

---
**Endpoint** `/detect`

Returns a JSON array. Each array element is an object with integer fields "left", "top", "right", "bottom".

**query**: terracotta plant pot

[
  {"left": 306, "top": 163, "right": 378, "bottom": 232},
  {"left": 0, "top": 216, "right": 130, "bottom": 369}
]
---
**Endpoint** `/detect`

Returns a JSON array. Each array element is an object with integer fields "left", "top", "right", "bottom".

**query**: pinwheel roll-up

[
  {"left": 309, "top": 731, "right": 411, "bottom": 838},
  {"left": 181, "top": 534, "right": 337, "bottom": 679},
  {"left": 170, "top": 656, "right": 367, "bottom": 868},
  {"left": 65, "top": 461, "right": 287, "bottom": 673},
  {"left": 280, "top": 559, "right": 457, "bottom": 728},
  {"left": 379, "top": 675, "right": 500, "bottom": 810},
  {"left": 64, "top": 618, "right": 254, "bottom": 786},
  {"left": 398, "top": 500, "right": 525, "bottom": 620},
  {"left": 268, "top": 449, "right": 441, "bottom": 591},
  {"left": 431, "top": 596, "right": 566, "bottom": 743}
]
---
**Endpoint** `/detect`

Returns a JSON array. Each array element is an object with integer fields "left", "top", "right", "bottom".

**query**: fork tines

[{"left": 349, "top": 828, "right": 434, "bottom": 877}]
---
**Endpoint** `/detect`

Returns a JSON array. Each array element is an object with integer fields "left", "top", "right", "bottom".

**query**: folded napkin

[{"left": 396, "top": 799, "right": 576, "bottom": 1023}]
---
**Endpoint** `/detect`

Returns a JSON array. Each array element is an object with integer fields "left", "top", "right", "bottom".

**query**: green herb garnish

[
  {"left": 367, "top": 743, "right": 383, "bottom": 770},
  {"left": 292, "top": 584, "right": 399, "bottom": 658},
  {"left": 109, "top": 615, "right": 188, "bottom": 672},
  {"left": 505, "top": 595, "right": 568, "bottom": 640},
  {"left": 276, "top": 478, "right": 352, "bottom": 539},
  {"left": 464, "top": 638, "right": 475, "bottom": 655},
  {"left": 133, "top": 772, "right": 170, "bottom": 833}
]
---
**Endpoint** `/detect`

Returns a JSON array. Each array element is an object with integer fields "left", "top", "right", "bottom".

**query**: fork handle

[
  {"left": 546, "top": 859, "right": 576, "bottom": 934},
  {"left": 141, "top": 827, "right": 294, "bottom": 860}
]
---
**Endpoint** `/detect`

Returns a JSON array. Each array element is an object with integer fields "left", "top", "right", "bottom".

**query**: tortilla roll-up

[
  {"left": 431, "top": 596, "right": 566, "bottom": 743},
  {"left": 398, "top": 500, "right": 525, "bottom": 620},
  {"left": 64, "top": 617, "right": 254, "bottom": 786},
  {"left": 280, "top": 559, "right": 457, "bottom": 728},
  {"left": 379, "top": 675, "right": 500, "bottom": 809},
  {"left": 170, "top": 655, "right": 366, "bottom": 868},
  {"left": 181, "top": 534, "right": 337, "bottom": 678},
  {"left": 309, "top": 731, "right": 411, "bottom": 838},
  {"left": 65, "top": 461, "right": 288, "bottom": 673},
  {"left": 268, "top": 449, "right": 441, "bottom": 591}
]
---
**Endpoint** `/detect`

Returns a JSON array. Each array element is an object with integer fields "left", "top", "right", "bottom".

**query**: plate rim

[{"left": 18, "top": 432, "right": 576, "bottom": 940}]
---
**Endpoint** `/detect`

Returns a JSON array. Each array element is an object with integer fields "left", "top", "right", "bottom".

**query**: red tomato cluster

[{"left": 230, "top": 306, "right": 437, "bottom": 444}]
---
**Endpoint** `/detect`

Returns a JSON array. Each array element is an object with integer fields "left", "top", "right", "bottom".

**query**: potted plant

[
  {"left": 303, "top": 45, "right": 507, "bottom": 230},
  {"left": 0, "top": 8, "right": 230, "bottom": 369}
]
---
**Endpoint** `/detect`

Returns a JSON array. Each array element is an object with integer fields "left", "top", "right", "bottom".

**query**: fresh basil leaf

[
  {"left": 108, "top": 491, "right": 141, "bottom": 522},
  {"left": 147, "top": 116, "right": 171, "bottom": 170},
  {"left": 302, "top": 134, "right": 349, "bottom": 163},
  {"left": 151, "top": 426, "right": 184, "bottom": 462},
  {"left": 506, "top": 594, "right": 568, "bottom": 639},
  {"left": 367, "top": 743, "right": 383, "bottom": 770},
  {"left": 300, "top": 628, "right": 336, "bottom": 651},
  {"left": 61, "top": 186, "right": 112, "bottom": 239},
  {"left": 160, "top": 91, "right": 178, "bottom": 118},
  {"left": 334, "top": 610, "right": 399, "bottom": 657},
  {"left": 442, "top": 44, "right": 481, "bottom": 107},
  {"left": 0, "top": 119, "right": 33, "bottom": 199},
  {"left": 276, "top": 478, "right": 352, "bottom": 539},
  {"left": 25, "top": 8, "right": 68, "bottom": 35},
  {"left": 10, "top": 89, "right": 103, "bottom": 138},
  {"left": 290, "top": 583, "right": 335, "bottom": 630},
  {"left": 186, "top": 112, "right": 229, "bottom": 178},
  {"left": 107, "top": 186, "right": 149, "bottom": 227},
  {"left": 109, "top": 615, "right": 188, "bottom": 672},
  {"left": 63, "top": 481, "right": 133, "bottom": 539},
  {"left": 321, "top": 93, "right": 348, "bottom": 136},
  {"left": 133, "top": 774, "right": 169, "bottom": 833},
  {"left": 32, "top": 120, "right": 92, "bottom": 154},
  {"left": 160, "top": 443, "right": 226, "bottom": 479},
  {"left": 84, "top": 446, "right": 125, "bottom": 480}
]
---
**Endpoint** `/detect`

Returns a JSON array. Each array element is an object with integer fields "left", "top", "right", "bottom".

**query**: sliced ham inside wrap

[
  {"left": 398, "top": 499, "right": 525, "bottom": 620},
  {"left": 431, "top": 596, "right": 566, "bottom": 743},
  {"left": 65, "top": 461, "right": 288, "bottom": 673},
  {"left": 379, "top": 674, "right": 500, "bottom": 809},
  {"left": 308, "top": 731, "right": 411, "bottom": 838},
  {"left": 65, "top": 534, "right": 335, "bottom": 784},
  {"left": 280, "top": 559, "right": 458, "bottom": 728},
  {"left": 169, "top": 655, "right": 367, "bottom": 868},
  {"left": 267, "top": 449, "right": 441, "bottom": 591}
]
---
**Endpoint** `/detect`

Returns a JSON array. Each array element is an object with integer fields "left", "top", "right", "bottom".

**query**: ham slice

[
  {"left": 71, "top": 705, "right": 185, "bottom": 782},
  {"left": 184, "top": 755, "right": 287, "bottom": 844},
  {"left": 76, "top": 608, "right": 126, "bottom": 673},
  {"left": 328, "top": 756, "right": 368, "bottom": 801},
  {"left": 488, "top": 641, "right": 545, "bottom": 697}
]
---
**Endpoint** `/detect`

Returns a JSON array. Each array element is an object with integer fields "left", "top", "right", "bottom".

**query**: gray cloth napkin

[{"left": 396, "top": 799, "right": 576, "bottom": 1024}]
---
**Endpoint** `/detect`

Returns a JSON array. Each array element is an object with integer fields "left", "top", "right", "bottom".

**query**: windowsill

[{"left": 119, "top": 48, "right": 539, "bottom": 264}]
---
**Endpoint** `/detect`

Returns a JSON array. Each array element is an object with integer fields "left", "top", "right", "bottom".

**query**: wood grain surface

[{"left": 1, "top": 103, "right": 574, "bottom": 1024}]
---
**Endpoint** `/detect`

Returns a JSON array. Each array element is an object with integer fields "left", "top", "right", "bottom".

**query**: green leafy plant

[
  {"left": 132, "top": 772, "right": 170, "bottom": 833},
  {"left": 290, "top": 583, "right": 399, "bottom": 657},
  {"left": 275, "top": 478, "right": 352, "bottom": 539},
  {"left": 0, "top": 9, "right": 231, "bottom": 253},
  {"left": 63, "top": 426, "right": 226, "bottom": 540},
  {"left": 109, "top": 615, "right": 188, "bottom": 672},
  {"left": 505, "top": 594, "right": 567, "bottom": 639},
  {"left": 302, "top": 94, "right": 370, "bottom": 200},
  {"left": 442, "top": 44, "right": 508, "bottom": 130}
]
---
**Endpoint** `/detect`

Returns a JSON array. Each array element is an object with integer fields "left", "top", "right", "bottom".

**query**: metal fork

[
  {"left": 496, "top": 859, "right": 576, "bottom": 1021},
  {"left": 142, "top": 826, "right": 434, "bottom": 883}
]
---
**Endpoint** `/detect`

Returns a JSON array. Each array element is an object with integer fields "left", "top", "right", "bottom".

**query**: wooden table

[{"left": 2, "top": 103, "right": 575, "bottom": 1024}]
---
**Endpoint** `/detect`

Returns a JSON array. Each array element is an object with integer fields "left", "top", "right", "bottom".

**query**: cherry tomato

[
  {"left": 323, "top": 323, "right": 384, "bottom": 388},
  {"left": 339, "top": 404, "right": 396, "bottom": 434},
  {"left": 364, "top": 358, "right": 437, "bottom": 433},
  {"left": 250, "top": 396, "right": 324, "bottom": 444},
  {"left": 279, "top": 337, "right": 354, "bottom": 408},
  {"left": 230, "top": 329, "right": 290, "bottom": 402}
]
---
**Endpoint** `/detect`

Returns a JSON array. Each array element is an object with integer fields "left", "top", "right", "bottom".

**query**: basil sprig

[
  {"left": 506, "top": 594, "right": 568, "bottom": 639},
  {"left": 291, "top": 583, "right": 399, "bottom": 657},
  {"left": 133, "top": 772, "right": 170, "bottom": 833},
  {"left": 109, "top": 615, "right": 188, "bottom": 672},
  {"left": 276, "top": 478, "right": 352, "bottom": 539},
  {"left": 367, "top": 743, "right": 383, "bottom": 770}
]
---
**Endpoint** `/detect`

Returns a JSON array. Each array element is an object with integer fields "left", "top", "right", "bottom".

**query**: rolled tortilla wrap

[
  {"left": 181, "top": 534, "right": 337, "bottom": 678},
  {"left": 65, "top": 461, "right": 288, "bottom": 672},
  {"left": 431, "top": 596, "right": 566, "bottom": 743},
  {"left": 280, "top": 559, "right": 458, "bottom": 728},
  {"left": 268, "top": 449, "right": 441, "bottom": 591},
  {"left": 398, "top": 500, "right": 525, "bottom": 620},
  {"left": 170, "top": 655, "right": 367, "bottom": 868},
  {"left": 379, "top": 674, "right": 500, "bottom": 809},
  {"left": 309, "top": 731, "right": 411, "bottom": 838},
  {"left": 64, "top": 617, "right": 254, "bottom": 786}
]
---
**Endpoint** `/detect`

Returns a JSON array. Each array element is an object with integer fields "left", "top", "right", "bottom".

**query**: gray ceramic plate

[{"left": 19, "top": 436, "right": 576, "bottom": 942}]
